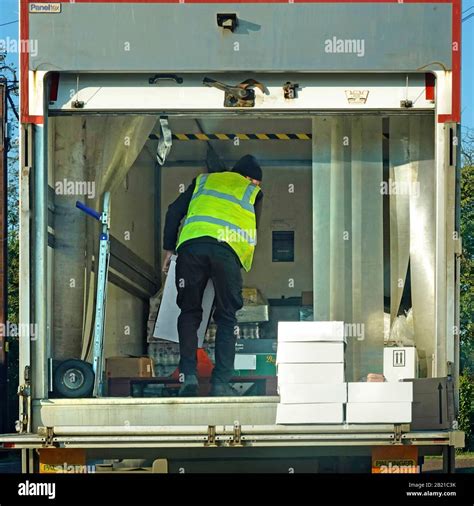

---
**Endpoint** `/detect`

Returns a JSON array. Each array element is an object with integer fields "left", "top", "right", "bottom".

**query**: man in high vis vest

[{"left": 162, "top": 155, "right": 263, "bottom": 396}]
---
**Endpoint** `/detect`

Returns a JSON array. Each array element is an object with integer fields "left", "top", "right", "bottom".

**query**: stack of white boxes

[
  {"left": 346, "top": 382, "right": 413, "bottom": 423},
  {"left": 343, "top": 347, "right": 416, "bottom": 423},
  {"left": 276, "top": 322, "right": 414, "bottom": 424},
  {"left": 276, "top": 321, "right": 347, "bottom": 424},
  {"left": 345, "top": 347, "right": 416, "bottom": 423}
]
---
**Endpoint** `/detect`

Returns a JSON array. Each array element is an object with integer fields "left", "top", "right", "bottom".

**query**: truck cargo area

[{"left": 41, "top": 110, "right": 439, "bottom": 406}]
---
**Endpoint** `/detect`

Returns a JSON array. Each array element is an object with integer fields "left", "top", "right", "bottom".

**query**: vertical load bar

[{"left": 76, "top": 193, "right": 111, "bottom": 397}]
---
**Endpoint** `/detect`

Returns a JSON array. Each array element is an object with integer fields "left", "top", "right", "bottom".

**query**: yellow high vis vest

[{"left": 176, "top": 172, "right": 261, "bottom": 272}]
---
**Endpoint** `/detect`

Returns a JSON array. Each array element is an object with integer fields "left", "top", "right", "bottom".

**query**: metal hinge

[
  {"left": 17, "top": 382, "right": 30, "bottom": 433},
  {"left": 45, "top": 427, "right": 55, "bottom": 447},
  {"left": 454, "top": 235, "right": 463, "bottom": 257},
  {"left": 230, "top": 421, "right": 243, "bottom": 447},
  {"left": 206, "top": 425, "right": 217, "bottom": 447},
  {"left": 38, "top": 427, "right": 55, "bottom": 447},
  {"left": 393, "top": 424, "right": 403, "bottom": 444}
]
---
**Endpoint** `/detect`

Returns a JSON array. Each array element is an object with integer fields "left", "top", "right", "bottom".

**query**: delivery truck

[{"left": 0, "top": 0, "right": 465, "bottom": 473}]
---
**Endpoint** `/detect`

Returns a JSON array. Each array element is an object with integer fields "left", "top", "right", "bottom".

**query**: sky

[{"left": 0, "top": 0, "right": 473, "bottom": 129}]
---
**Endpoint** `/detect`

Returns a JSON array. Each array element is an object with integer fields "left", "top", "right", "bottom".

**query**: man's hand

[{"left": 162, "top": 250, "right": 174, "bottom": 274}]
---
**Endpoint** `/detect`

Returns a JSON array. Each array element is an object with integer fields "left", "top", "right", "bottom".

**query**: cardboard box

[
  {"left": 277, "top": 363, "right": 345, "bottom": 384},
  {"left": 106, "top": 357, "right": 154, "bottom": 378},
  {"left": 367, "top": 373, "right": 385, "bottom": 382},
  {"left": 383, "top": 347, "right": 418, "bottom": 382},
  {"left": 152, "top": 255, "right": 214, "bottom": 345},
  {"left": 278, "top": 383, "right": 348, "bottom": 404},
  {"left": 276, "top": 403, "right": 344, "bottom": 424},
  {"left": 236, "top": 301, "right": 269, "bottom": 323},
  {"left": 278, "top": 321, "right": 346, "bottom": 343},
  {"left": 242, "top": 287, "right": 259, "bottom": 304},
  {"left": 301, "top": 291, "right": 314, "bottom": 306},
  {"left": 402, "top": 377, "right": 455, "bottom": 430},
  {"left": 276, "top": 342, "right": 345, "bottom": 364},
  {"left": 347, "top": 382, "right": 413, "bottom": 403},
  {"left": 346, "top": 402, "right": 412, "bottom": 423}
]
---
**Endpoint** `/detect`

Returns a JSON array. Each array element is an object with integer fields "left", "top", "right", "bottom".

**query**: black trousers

[{"left": 175, "top": 242, "right": 243, "bottom": 383}]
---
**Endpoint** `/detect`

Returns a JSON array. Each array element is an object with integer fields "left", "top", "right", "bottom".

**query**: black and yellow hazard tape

[{"left": 149, "top": 133, "right": 312, "bottom": 141}]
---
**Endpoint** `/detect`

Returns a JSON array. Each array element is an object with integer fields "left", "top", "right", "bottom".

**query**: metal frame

[
  {"left": 0, "top": 82, "right": 8, "bottom": 433},
  {"left": 18, "top": 122, "right": 32, "bottom": 433},
  {"left": 1, "top": 424, "right": 464, "bottom": 450}
]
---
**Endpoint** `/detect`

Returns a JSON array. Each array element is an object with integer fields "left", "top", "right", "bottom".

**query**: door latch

[
  {"left": 149, "top": 74, "right": 184, "bottom": 85},
  {"left": 203, "top": 77, "right": 266, "bottom": 107},
  {"left": 216, "top": 13, "right": 238, "bottom": 32},
  {"left": 283, "top": 82, "right": 299, "bottom": 99}
]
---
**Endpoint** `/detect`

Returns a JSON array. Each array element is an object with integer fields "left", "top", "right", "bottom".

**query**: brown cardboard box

[
  {"left": 242, "top": 287, "right": 258, "bottom": 304},
  {"left": 106, "top": 357, "right": 154, "bottom": 379},
  {"left": 402, "top": 377, "right": 455, "bottom": 430},
  {"left": 301, "top": 291, "right": 313, "bottom": 306}
]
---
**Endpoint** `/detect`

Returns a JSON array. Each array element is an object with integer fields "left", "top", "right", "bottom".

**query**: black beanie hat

[{"left": 232, "top": 155, "right": 262, "bottom": 182}]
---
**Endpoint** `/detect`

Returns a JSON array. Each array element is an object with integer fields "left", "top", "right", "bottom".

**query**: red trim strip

[
  {"left": 438, "top": 0, "right": 460, "bottom": 123},
  {"left": 26, "top": 0, "right": 457, "bottom": 3},
  {"left": 425, "top": 73, "right": 435, "bottom": 101},
  {"left": 21, "top": 0, "right": 44, "bottom": 123}
]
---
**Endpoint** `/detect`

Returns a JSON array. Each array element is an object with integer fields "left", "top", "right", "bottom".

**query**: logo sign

[
  {"left": 372, "top": 446, "right": 419, "bottom": 474},
  {"left": 393, "top": 349, "right": 406, "bottom": 367},
  {"left": 345, "top": 90, "right": 369, "bottom": 104},
  {"left": 29, "top": 3, "right": 62, "bottom": 14}
]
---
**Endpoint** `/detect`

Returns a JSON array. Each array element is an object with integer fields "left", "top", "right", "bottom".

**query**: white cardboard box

[
  {"left": 278, "top": 321, "right": 346, "bottom": 343},
  {"left": 347, "top": 382, "right": 413, "bottom": 403},
  {"left": 277, "top": 363, "right": 345, "bottom": 384},
  {"left": 383, "top": 347, "right": 418, "bottom": 382},
  {"left": 278, "top": 383, "right": 348, "bottom": 404},
  {"left": 153, "top": 256, "right": 214, "bottom": 346},
  {"left": 346, "top": 402, "right": 412, "bottom": 423},
  {"left": 276, "top": 403, "right": 344, "bottom": 424},
  {"left": 276, "top": 342, "right": 345, "bottom": 364}
]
